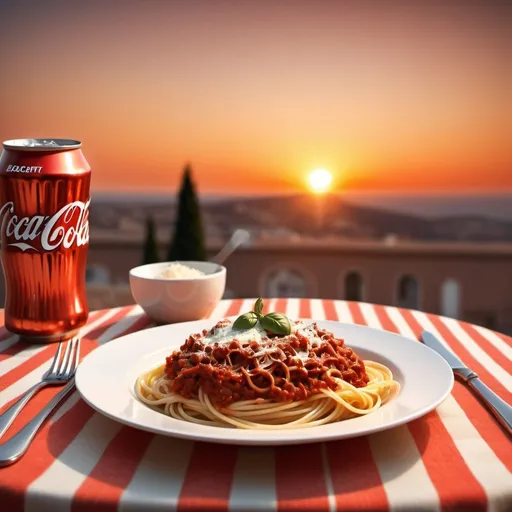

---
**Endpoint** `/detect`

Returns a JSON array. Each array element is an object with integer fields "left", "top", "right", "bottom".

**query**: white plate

[{"left": 75, "top": 318, "right": 454, "bottom": 445}]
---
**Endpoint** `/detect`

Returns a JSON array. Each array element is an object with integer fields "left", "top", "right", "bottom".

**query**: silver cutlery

[
  {"left": 421, "top": 330, "right": 512, "bottom": 436},
  {"left": 0, "top": 379, "right": 76, "bottom": 467},
  {"left": 212, "top": 228, "right": 250, "bottom": 265},
  {"left": 0, "top": 337, "right": 81, "bottom": 441}
]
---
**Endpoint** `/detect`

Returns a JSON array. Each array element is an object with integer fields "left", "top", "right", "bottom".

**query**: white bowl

[{"left": 129, "top": 261, "right": 226, "bottom": 324}]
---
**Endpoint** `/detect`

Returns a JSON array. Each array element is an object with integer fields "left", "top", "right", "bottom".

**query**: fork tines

[{"left": 46, "top": 337, "right": 81, "bottom": 380}]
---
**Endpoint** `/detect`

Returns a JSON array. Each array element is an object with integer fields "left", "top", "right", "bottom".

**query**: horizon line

[{"left": 91, "top": 189, "right": 512, "bottom": 198}]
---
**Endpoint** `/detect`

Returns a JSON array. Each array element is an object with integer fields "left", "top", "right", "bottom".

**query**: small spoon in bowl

[{"left": 212, "top": 229, "right": 250, "bottom": 265}]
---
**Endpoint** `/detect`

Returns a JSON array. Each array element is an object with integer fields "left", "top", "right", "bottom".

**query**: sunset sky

[{"left": 1, "top": 0, "right": 511, "bottom": 195}]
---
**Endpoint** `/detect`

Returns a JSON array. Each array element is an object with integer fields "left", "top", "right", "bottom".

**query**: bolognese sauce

[{"left": 165, "top": 320, "right": 370, "bottom": 406}]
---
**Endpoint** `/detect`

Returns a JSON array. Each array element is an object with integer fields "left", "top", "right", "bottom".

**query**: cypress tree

[
  {"left": 167, "top": 164, "right": 207, "bottom": 261},
  {"left": 142, "top": 216, "right": 160, "bottom": 264}
]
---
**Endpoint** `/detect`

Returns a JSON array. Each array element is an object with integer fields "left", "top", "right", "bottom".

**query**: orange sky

[{"left": 1, "top": 0, "right": 511, "bottom": 194}]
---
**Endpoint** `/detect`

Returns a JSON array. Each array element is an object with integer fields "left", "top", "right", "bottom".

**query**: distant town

[
  {"left": 89, "top": 192, "right": 512, "bottom": 245},
  {"left": 1, "top": 190, "right": 511, "bottom": 334}
]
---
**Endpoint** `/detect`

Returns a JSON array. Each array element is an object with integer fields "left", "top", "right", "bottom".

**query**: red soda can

[{"left": 0, "top": 138, "right": 91, "bottom": 342}]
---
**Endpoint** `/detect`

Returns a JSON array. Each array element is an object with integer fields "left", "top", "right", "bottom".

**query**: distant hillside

[
  {"left": 429, "top": 216, "right": 512, "bottom": 241},
  {"left": 90, "top": 194, "right": 512, "bottom": 242},
  {"left": 204, "top": 195, "right": 512, "bottom": 242}
]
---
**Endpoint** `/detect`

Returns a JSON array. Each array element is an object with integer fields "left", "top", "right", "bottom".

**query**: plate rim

[{"left": 75, "top": 317, "right": 454, "bottom": 445}]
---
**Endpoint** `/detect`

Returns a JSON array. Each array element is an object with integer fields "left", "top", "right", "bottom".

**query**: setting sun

[{"left": 308, "top": 169, "right": 333, "bottom": 194}]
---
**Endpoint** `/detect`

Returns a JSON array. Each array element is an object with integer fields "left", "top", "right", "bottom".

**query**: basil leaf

[
  {"left": 260, "top": 312, "right": 292, "bottom": 335},
  {"left": 253, "top": 297, "right": 264, "bottom": 317},
  {"left": 233, "top": 311, "right": 258, "bottom": 330}
]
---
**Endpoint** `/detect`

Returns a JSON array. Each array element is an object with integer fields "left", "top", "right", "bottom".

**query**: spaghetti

[{"left": 136, "top": 316, "right": 400, "bottom": 430}]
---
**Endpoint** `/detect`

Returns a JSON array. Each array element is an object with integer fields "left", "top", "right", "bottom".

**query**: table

[{"left": 0, "top": 298, "right": 511, "bottom": 511}]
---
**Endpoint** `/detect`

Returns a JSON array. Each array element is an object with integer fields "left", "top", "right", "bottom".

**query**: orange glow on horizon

[{"left": 1, "top": 1, "right": 510, "bottom": 194}]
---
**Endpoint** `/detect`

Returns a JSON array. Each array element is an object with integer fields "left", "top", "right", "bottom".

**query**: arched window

[
  {"left": 441, "top": 279, "right": 461, "bottom": 319},
  {"left": 266, "top": 269, "right": 308, "bottom": 298},
  {"left": 344, "top": 272, "right": 364, "bottom": 301},
  {"left": 86, "top": 264, "right": 111, "bottom": 285},
  {"left": 397, "top": 275, "right": 419, "bottom": 309}
]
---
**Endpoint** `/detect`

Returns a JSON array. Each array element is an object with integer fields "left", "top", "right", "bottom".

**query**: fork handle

[
  {"left": 0, "top": 380, "right": 75, "bottom": 467},
  {"left": 0, "top": 381, "right": 48, "bottom": 440}
]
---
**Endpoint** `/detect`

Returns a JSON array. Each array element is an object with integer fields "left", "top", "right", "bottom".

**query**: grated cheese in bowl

[{"left": 158, "top": 262, "right": 206, "bottom": 279}]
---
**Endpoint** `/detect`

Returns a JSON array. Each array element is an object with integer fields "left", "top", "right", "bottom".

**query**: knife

[
  {"left": 0, "top": 380, "right": 76, "bottom": 467},
  {"left": 421, "top": 330, "right": 512, "bottom": 436}
]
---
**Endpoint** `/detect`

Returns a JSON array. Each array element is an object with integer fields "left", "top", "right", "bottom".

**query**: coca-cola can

[{"left": 0, "top": 138, "right": 91, "bottom": 342}]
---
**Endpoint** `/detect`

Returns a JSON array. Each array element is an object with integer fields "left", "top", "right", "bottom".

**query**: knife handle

[
  {"left": 0, "top": 381, "right": 75, "bottom": 467},
  {"left": 467, "top": 377, "right": 512, "bottom": 436}
]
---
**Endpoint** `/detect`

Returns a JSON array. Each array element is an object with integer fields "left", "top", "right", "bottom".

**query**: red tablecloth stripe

[
  {"left": 0, "top": 310, "right": 106, "bottom": 358},
  {"left": 398, "top": 307, "right": 512, "bottom": 473},
  {"left": 321, "top": 299, "right": 338, "bottom": 321},
  {"left": 426, "top": 313, "right": 511, "bottom": 403},
  {"left": 68, "top": 313, "right": 155, "bottom": 512},
  {"left": 262, "top": 298, "right": 273, "bottom": 315},
  {"left": 274, "top": 297, "right": 287, "bottom": 314},
  {"left": 0, "top": 340, "right": 34, "bottom": 363},
  {"left": 327, "top": 440, "right": 389, "bottom": 512},
  {"left": 67, "top": 314, "right": 158, "bottom": 512},
  {"left": 0, "top": 344, "right": 61, "bottom": 393},
  {"left": 396, "top": 307, "right": 427, "bottom": 338},
  {"left": 0, "top": 299, "right": 510, "bottom": 512},
  {"left": 225, "top": 299, "right": 245, "bottom": 317},
  {"left": 71, "top": 427, "right": 155, "bottom": 512},
  {"left": 85, "top": 307, "right": 135, "bottom": 341},
  {"left": 0, "top": 339, "right": 22, "bottom": 359},
  {"left": 275, "top": 444, "right": 330, "bottom": 512},
  {"left": 453, "top": 380, "right": 512, "bottom": 473},
  {"left": 0, "top": 306, "right": 154, "bottom": 510},
  {"left": 373, "top": 305, "right": 488, "bottom": 510},
  {"left": 0, "top": 310, "right": 108, "bottom": 392},
  {"left": 299, "top": 300, "right": 311, "bottom": 319},
  {"left": 347, "top": 302, "right": 365, "bottom": 325},
  {"left": 0, "top": 313, "right": 120, "bottom": 444},
  {"left": 177, "top": 442, "right": 239, "bottom": 512},
  {"left": 0, "top": 309, "right": 121, "bottom": 510},
  {"left": 487, "top": 328, "right": 512, "bottom": 348},
  {"left": 0, "top": 399, "right": 96, "bottom": 511},
  {"left": 407, "top": 411, "right": 488, "bottom": 510},
  {"left": 458, "top": 322, "right": 512, "bottom": 374}
]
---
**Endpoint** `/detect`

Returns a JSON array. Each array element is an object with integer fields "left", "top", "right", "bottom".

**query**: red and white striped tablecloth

[{"left": 0, "top": 298, "right": 511, "bottom": 511}]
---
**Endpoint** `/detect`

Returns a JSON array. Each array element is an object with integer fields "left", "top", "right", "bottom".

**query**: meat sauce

[{"left": 165, "top": 321, "right": 369, "bottom": 406}]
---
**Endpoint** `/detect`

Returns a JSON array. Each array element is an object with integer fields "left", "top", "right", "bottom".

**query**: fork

[{"left": 0, "top": 337, "right": 81, "bottom": 440}]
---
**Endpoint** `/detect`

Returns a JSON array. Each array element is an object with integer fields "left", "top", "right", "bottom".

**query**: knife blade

[
  {"left": 421, "top": 331, "right": 477, "bottom": 380},
  {"left": 421, "top": 330, "right": 512, "bottom": 436}
]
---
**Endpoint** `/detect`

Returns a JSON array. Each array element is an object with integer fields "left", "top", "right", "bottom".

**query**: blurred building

[{"left": 1, "top": 233, "right": 509, "bottom": 334}]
